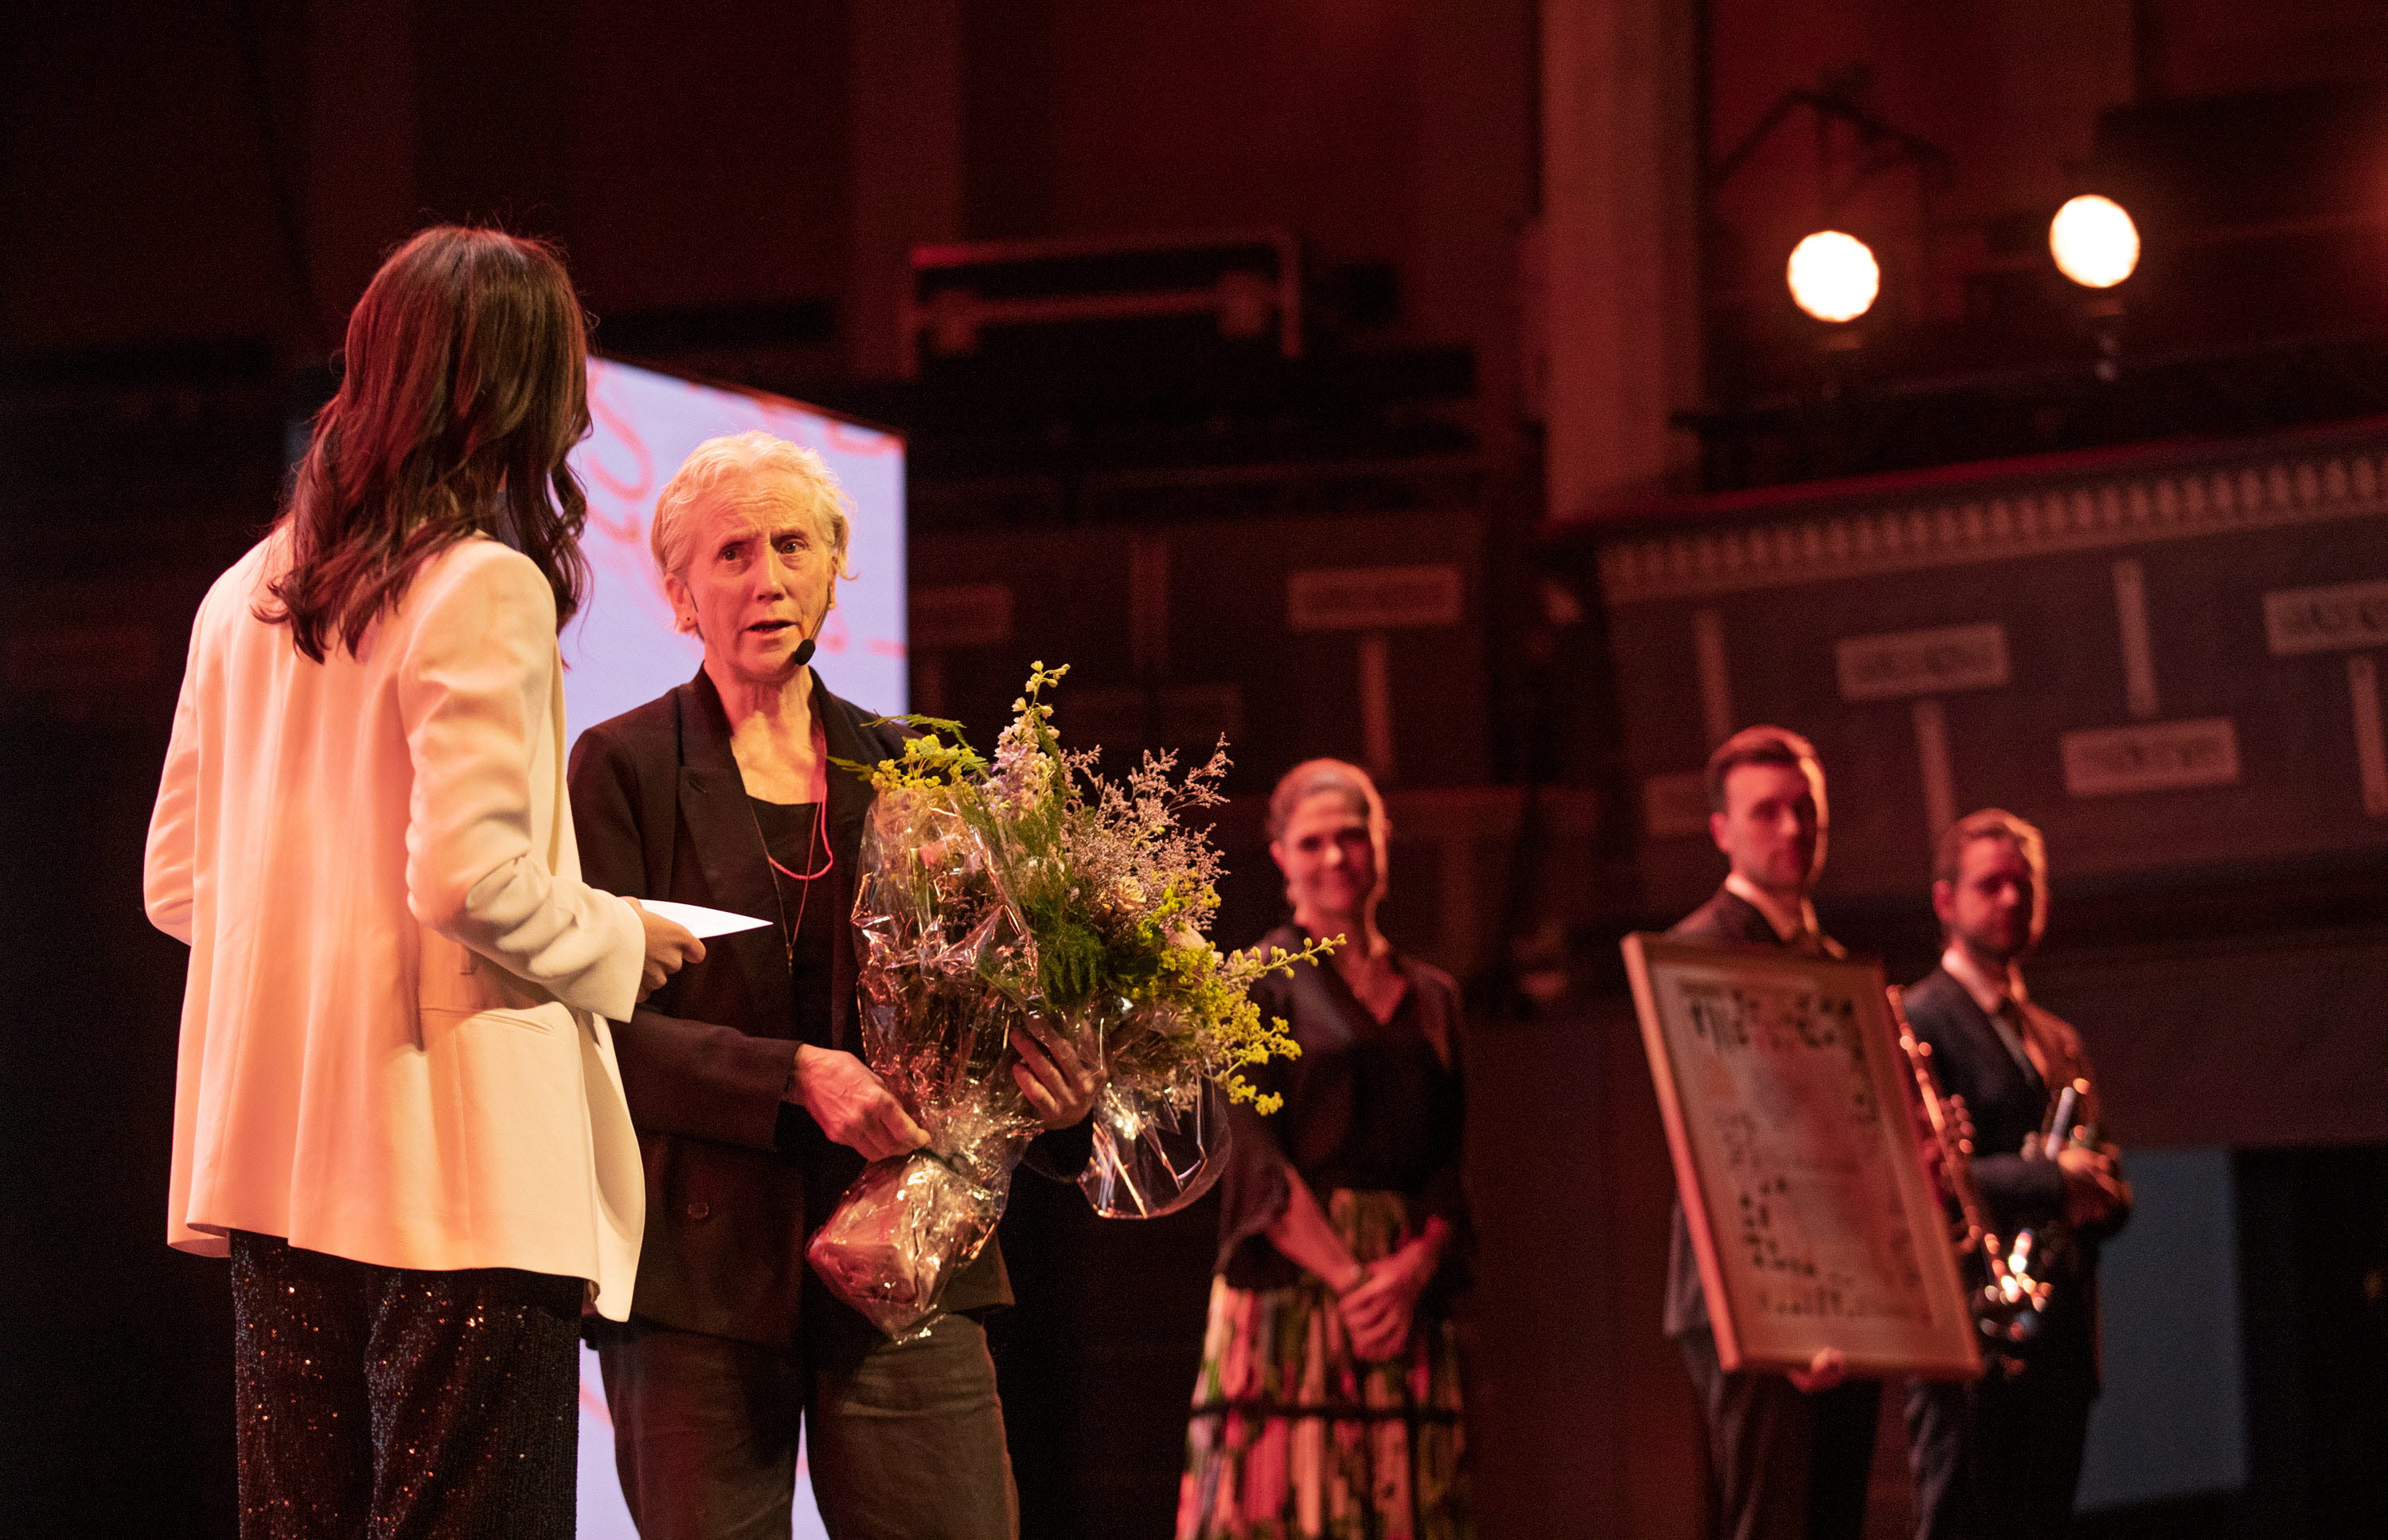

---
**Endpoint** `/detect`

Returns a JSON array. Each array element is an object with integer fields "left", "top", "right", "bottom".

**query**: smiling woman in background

[
  {"left": 1178, "top": 758, "right": 1473, "bottom": 1540},
  {"left": 568, "top": 430, "right": 1099, "bottom": 1540}
]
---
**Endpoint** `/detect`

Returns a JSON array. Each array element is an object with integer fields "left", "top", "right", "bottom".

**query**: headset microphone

[{"left": 791, "top": 635, "right": 817, "bottom": 668}]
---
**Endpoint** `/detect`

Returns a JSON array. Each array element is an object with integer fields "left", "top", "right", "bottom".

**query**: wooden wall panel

[
  {"left": 911, "top": 509, "right": 1493, "bottom": 797},
  {"left": 1581, "top": 424, "right": 2388, "bottom": 918}
]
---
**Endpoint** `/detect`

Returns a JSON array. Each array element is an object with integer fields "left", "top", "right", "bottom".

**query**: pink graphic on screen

[
  {"left": 565, "top": 356, "right": 890, "bottom": 1540},
  {"left": 560, "top": 357, "right": 909, "bottom": 750}
]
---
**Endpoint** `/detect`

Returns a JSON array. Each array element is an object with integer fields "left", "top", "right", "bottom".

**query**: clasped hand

[{"left": 1336, "top": 1242, "right": 1434, "bottom": 1363}]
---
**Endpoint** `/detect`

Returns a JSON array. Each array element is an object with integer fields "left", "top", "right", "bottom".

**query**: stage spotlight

[
  {"left": 1785, "top": 232, "right": 1879, "bottom": 323},
  {"left": 2050, "top": 195, "right": 2139, "bottom": 289}
]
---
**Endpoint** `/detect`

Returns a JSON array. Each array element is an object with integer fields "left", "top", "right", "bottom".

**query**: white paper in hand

[{"left": 640, "top": 899, "right": 772, "bottom": 939}]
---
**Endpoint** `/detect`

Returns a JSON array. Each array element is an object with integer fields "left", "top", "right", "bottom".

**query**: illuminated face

[
  {"left": 1935, "top": 835, "right": 2043, "bottom": 964},
  {"left": 665, "top": 481, "right": 838, "bottom": 684},
  {"left": 1271, "top": 792, "right": 1380, "bottom": 928},
  {"left": 1710, "top": 759, "right": 1824, "bottom": 895}
]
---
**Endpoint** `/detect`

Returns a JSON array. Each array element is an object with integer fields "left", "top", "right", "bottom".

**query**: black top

[
  {"left": 747, "top": 797, "right": 837, "bottom": 1051},
  {"left": 1212, "top": 923, "right": 1468, "bottom": 1292}
]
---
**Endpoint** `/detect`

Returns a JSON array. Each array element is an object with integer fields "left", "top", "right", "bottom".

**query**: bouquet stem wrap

[{"left": 802, "top": 1121, "right": 1030, "bottom": 1341}]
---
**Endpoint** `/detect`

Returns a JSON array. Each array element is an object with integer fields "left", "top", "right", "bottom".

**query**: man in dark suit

[
  {"left": 1666, "top": 726, "right": 1883, "bottom": 1540},
  {"left": 1900, "top": 810, "right": 2131, "bottom": 1538}
]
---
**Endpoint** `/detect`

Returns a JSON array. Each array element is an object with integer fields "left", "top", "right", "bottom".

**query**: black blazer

[
  {"left": 570, "top": 668, "right": 1029, "bottom": 1346},
  {"left": 1898, "top": 968, "right": 2066, "bottom": 1233},
  {"left": 1660, "top": 886, "right": 1844, "bottom": 1339},
  {"left": 1900, "top": 965, "right": 2128, "bottom": 1386}
]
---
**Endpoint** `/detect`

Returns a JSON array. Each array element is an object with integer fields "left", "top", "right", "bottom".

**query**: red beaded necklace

[{"left": 747, "top": 793, "right": 833, "bottom": 973}]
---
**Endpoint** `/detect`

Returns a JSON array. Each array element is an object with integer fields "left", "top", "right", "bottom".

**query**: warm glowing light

[
  {"left": 2049, "top": 195, "right": 2140, "bottom": 289},
  {"left": 1785, "top": 231, "right": 1879, "bottom": 323}
]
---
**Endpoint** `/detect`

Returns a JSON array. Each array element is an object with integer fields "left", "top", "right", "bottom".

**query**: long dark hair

[{"left": 260, "top": 225, "right": 593, "bottom": 661}]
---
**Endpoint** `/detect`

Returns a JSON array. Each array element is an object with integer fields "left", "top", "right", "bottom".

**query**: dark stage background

[{"left": 6, "top": 4, "right": 2387, "bottom": 1537}]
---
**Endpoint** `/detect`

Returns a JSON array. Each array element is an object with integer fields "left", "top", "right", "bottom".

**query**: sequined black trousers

[{"left": 229, "top": 1230, "right": 583, "bottom": 1540}]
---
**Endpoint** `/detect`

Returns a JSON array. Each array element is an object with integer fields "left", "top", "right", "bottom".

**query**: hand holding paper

[{"left": 636, "top": 899, "right": 771, "bottom": 939}]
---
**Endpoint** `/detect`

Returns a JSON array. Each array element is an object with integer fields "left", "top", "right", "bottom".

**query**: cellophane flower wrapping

[
  {"left": 1075, "top": 1003, "right": 1234, "bottom": 1219},
  {"left": 806, "top": 665, "right": 1329, "bottom": 1337},
  {"left": 805, "top": 787, "right": 1055, "bottom": 1338}
]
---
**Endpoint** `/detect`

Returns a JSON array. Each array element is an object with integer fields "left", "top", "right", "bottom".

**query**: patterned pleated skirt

[{"left": 1176, "top": 1190, "right": 1470, "bottom": 1540}]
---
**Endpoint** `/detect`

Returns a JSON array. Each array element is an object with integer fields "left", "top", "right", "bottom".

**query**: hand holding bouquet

[{"left": 806, "top": 665, "right": 1329, "bottom": 1336}]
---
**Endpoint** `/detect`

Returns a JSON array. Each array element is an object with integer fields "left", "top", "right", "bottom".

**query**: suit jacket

[
  {"left": 570, "top": 669, "right": 1083, "bottom": 1346},
  {"left": 1899, "top": 966, "right": 2129, "bottom": 1385},
  {"left": 145, "top": 533, "right": 648, "bottom": 1316},
  {"left": 1660, "top": 886, "right": 1845, "bottom": 1339}
]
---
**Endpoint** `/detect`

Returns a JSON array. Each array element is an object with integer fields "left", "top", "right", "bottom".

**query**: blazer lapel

[
  {"left": 817, "top": 676, "right": 880, "bottom": 1052},
  {"left": 672, "top": 672, "right": 792, "bottom": 1027},
  {"left": 1711, "top": 886, "right": 1840, "bottom": 957},
  {"left": 1711, "top": 888, "right": 1786, "bottom": 948},
  {"left": 817, "top": 677, "right": 876, "bottom": 864},
  {"left": 1936, "top": 971, "right": 2043, "bottom": 1109}
]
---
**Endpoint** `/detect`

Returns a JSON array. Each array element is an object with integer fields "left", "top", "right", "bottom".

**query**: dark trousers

[
  {"left": 1906, "top": 1370, "right": 2095, "bottom": 1540},
  {"left": 594, "top": 1306, "right": 1016, "bottom": 1540},
  {"left": 228, "top": 1230, "right": 583, "bottom": 1540},
  {"left": 1679, "top": 1329, "right": 1880, "bottom": 1540}
]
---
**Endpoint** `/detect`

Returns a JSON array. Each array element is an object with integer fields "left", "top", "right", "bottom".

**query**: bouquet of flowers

[{"left": 806, "top": 664, "right": 1329, "bottom": 1336}]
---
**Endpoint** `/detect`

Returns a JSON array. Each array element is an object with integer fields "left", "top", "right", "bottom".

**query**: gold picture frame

[{"left": 1624, "top": 934, "right": 1982, "bottom": 1380}]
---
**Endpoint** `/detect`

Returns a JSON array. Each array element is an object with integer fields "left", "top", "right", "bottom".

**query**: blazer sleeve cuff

[
  {"left": 582, "top": 893, "right": 645, "bottom": 1023},
  {"left": 613, "top": 1010, "right": 802, "bottom": 1152},
  {"left": 1022, "top": 1118, "right": 1096, "bottom": 1181}
]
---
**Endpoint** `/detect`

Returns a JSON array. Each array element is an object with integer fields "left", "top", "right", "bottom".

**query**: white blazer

[{"left": 144, "top": 532, "right": 647, "bottom": 1318}]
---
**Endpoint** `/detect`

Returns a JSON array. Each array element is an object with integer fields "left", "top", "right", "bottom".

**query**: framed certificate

[{"left": 1624, "top": 934, "right": 1982, "bottom": 1380}]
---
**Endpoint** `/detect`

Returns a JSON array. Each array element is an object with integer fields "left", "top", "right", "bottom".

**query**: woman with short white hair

[{"left": 569, "top": 429, "right": 1099, "bottom": 1538}]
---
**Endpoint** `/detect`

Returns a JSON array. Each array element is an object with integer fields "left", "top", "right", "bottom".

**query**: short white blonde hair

[{"left": 650, "top": 431, "right": 856, "bottom": 583}]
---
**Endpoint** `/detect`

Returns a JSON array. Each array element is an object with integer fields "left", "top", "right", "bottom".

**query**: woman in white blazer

[{"left": 142, "top": 225, "right": 701, "bottom": 1540}]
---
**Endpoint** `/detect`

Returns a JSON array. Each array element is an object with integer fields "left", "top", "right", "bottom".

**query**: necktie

[{"left": 1992, "top": 997, "right": 2047, "bottom": 1095}]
